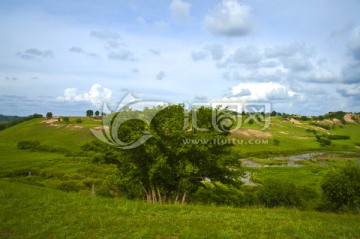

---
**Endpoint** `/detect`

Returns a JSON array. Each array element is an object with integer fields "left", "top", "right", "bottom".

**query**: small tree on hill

[
  {"left": 63, "top": 117, "right": 70, "bottom": 124},
  {"left": 86, "top": 110, "right": 94, "bottom": 117},
  {"left": 46, "top": 112, "right": 53, "bottom": 118},
  {"left": 95, "top": 110, "right": 100, "bottom": 116}
]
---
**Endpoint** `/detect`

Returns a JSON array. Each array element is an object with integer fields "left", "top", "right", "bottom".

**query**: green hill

[{"left": 0, "top": 115, "right": 359, "bottom": 238}]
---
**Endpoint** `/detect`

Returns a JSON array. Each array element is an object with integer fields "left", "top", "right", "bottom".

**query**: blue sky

[{"left": 0, "top": 0, "right": 360, "bottom": 116}]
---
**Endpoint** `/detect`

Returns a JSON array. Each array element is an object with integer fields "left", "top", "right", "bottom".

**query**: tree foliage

[
  {"left": 83, "top": 105, "right": 241, "bottom": 203},
  {"left": 321, "top": 163, "right": 360, "bottom": 212},
  {"left": 86, "top": 110, "right": 94, "bottom": 117}
]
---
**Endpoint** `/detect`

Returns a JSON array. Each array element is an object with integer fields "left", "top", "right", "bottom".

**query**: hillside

[{"left": 0, "top": 115, "right": 359, "bottom": 238}]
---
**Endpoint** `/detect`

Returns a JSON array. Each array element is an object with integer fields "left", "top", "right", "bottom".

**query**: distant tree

[
  {"left": 95, "top": 110, "right": 100, "bottom": 116},
  {"left": 318, "top": 116, "right": 324, "bottom": 120},
  {"left": 101, "top": 112, "right": 106, "bottom": 116},
  {"left": 86, "top": 110, "right": 94, "bottom": 117},
  {"left": 46, "top": 112, "right": 53, "bottom": 118},
  {"left": 62, "top": 117, "right": 70, "bottom": 124},
  {"left": 271, "top": 111, "right": 277, "bottom": 117}
]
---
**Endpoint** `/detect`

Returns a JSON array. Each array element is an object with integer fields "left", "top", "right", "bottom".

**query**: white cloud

[
  {"left": 224, "top": 46, "right": 262, "bottom": 66},
  {"left": 108, "top": 49, "right": 135, "bottom": 61},
  {"left": 204, "top": 0, "right": 253, "bottom": 37},
  {"left": 156, "top": 71, "right": 166, "bottom": 80},
  {"left": 225, "top": 82, "right": 296, "bottom": 101},
  {"left": 17, "top": 48, "right": 54, "bottom": 60},
  {"left": 337, "top": 84, "right": 360, "bottom": 98},
  {"left": 90, "top": 29, "right": 120, "bottom": 41},
  {"left": 169, "top": 0, "right": 191, "bottom": 22},
  {"left": 58, "top": 84, "right": 112, "bottom": 109}
]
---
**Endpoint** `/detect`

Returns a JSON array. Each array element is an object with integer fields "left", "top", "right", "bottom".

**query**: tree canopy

[{"left": 83, "top": 105, "right": 241, "bottom": 203}]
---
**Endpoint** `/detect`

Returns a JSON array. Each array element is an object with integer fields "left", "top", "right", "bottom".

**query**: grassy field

[
  {"left": 1, "top": 180, "right": 360, "bottom": 239},
  {"left": 0, "top": 116, "right": 359, "bottom": 238}
]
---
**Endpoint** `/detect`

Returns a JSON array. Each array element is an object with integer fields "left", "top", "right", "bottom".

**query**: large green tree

[{"left": 85, "top": 105, "right": 241, "bottom": 203}]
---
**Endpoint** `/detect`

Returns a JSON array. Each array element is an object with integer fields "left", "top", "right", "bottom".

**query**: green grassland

[
  {"left": 1, "top": 180, "right": 359, "bottom": 239},
  {"left": 0, "top": 116, "right": 360, "bottom": 238}
]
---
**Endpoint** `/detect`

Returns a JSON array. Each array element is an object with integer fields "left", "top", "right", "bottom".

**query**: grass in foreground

[{"left": 1, "top": 180, "right": 359, "bottom": 239}]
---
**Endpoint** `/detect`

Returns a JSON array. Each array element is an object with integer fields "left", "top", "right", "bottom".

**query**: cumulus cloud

[
  {"left": 341, "top": 26, "right": 360, "bottom": 84},
  {"left": 204, "top": 0, "right": 253, "bottom": 37},
  {"left": 342, "top": 62, "right": 360, "bottom": 84},
  {"left": 69, "top": 46, "right": 83, "bottom": 53},
  {"left": 69, "top": 46, "right": 98, "bottom": 57},
  {"left": 57, "top": 84, "right": 112, "bottom": 109},
  {"left": 191, "top": 43, "right": 224, "bottom": 62},
  {"left": 337, "top": 84, "right": 360, "bottom": 98},
  {"left": 17, "top": 48, "right": 54, "bottom": 60},
  {"left": 226, "top": 82, "right": 296, "bottom": 101},
  {"left": 149, "top": 49, "right": 161, "bottom": 55},
  {"left": 108, "top": 49, "right": 135, "bottom": 61},
  {"left": 90, "top": 29, "right": 120, "bottom": 41},
  {"left": 5, "top": 76, "right": 17, "bottom": 81},
  {"left": 156, "top": 71, "right": 166, "bottom": 80},
  {"left": 169, "top": 0, "right": 191, "bottom": 22},
  {"left": 348, "top": 27, "right": 360, "bottom": 61},
  {"left": 224, "top": 46, "right": 262, "bottom": 66},
  {"left": 191, "top": 51, "right": 208, "bottom": 61},
  {"left": 264, "top": 43, "right": 312, "bottom": 59},
  {"left": 205, "top": 44, "right": 224, "bottom": 61}
]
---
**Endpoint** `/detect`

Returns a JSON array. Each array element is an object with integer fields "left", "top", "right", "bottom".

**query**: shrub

[
  {"left": 257, "top": 178, "right": 318, "bottom": 208},
  {"left": 56, "top": 180, "right": 86, "bottom": 192},
  {"left": 17, "top": 140, "right": 40, "bottom": 150},
  {"left": 273, "top": 139, "right": 280, "bottom": 146},
  {"left": 326, "top": 135, "right": 350, "bottom": 140},
  {"left": 320, "top": 163, "right": 360, "bottom": 212},
  {"left": 191, "top": 181, "right": 244, "bottom": 207},
  {"left": 76, "top": 118, "right": 82, "bottom": 124},
  {"left": 62, "top": 117, "right": 70, "bottom": 124}
]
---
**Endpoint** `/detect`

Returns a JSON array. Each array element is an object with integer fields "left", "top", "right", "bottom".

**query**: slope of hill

[{"left": 0, "top": 115, "right": 359, "bottom": 238}]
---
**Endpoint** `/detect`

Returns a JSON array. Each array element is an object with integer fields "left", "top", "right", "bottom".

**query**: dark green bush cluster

[
  {"left": 305, "top": 129, "right": 317, "bottom": 134},
  {"left": 315, "top": 135, "right": 331, "bottom": 146},
  {"left": 310, "top": 122, "right": 331, "bottom": 130},
  {"left": 17, "top": 140, "right": 40, "bottom": 150},
  {"left": 326, "top": 135, "right": 350, "bottom": 140},
  {"left": 319, "top": 163, "right": 360, "bottom": 213},
  {"left": 257, "top": 178, "right": 318, "bottom": 209}
]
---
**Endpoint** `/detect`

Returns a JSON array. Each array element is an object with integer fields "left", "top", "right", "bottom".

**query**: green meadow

[{"left": 0, "top": 115, "right": 360, "bottom": 238}]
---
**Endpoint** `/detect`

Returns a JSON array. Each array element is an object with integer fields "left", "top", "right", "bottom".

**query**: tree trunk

[
  {"left": 181, "top": 192, "right": 187, "bottom": 204},
  {"left": 152, "top": 189, "right": 157, "bottom": 203},
  {"left": 157, "top": 188, "right": 162, "bottom": 204}
]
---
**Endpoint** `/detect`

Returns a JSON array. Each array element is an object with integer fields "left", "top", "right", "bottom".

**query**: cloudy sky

[{"left": 0, "top": 0, "right": 360, "bottom": 116}]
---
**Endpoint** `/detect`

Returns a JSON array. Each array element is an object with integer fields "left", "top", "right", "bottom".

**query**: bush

[
  {"left": 326, "top": 135, "right": 350, "bottom": 140},
  {"left": 273, "top": 139, "right": 280, "bottom": 146},
  {"left": 76, "top": 118, "right": 82, "bottom": 124},
  {"left": 257, "top": 178, "right": 318, "bottom": 208},
  {"left": 320, "top": 163, "right": 360, "bottom": 212},
  {"left": 62, "top": 117, "right": 70, "bottom": 124},
  {"left": 315, "top": 135, "right": 331, "bottom": 146},
  {"left": 191, "top": 181, "right": 244, "bottom": 207},
  {"left": 56, "top": 180, "right": 86, "bottom": 192},
  {"left": 17, "top": 140, "right": 40, "bottom": 150}
]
